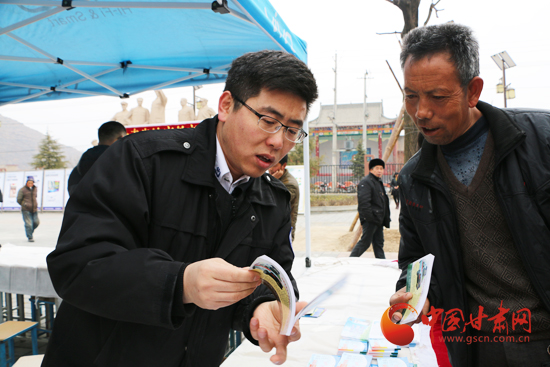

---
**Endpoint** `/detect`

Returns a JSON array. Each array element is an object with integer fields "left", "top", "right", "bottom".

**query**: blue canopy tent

[
  {"left": 0, "top": 0, "right": 307, "bottom": 106},
  {"left": 0, "top": 0, "right": 316, "bottom": 266}
]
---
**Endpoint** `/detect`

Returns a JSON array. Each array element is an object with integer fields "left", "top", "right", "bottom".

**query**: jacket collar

[
  {"left": 368, "top": 172, "right": 382, "bottom": 182},
  {"left": 412, "top": 101, "right": 526, "bottom": 181},
  {"left": 179, "top": 116, "right": 218, "bottom": 187}
]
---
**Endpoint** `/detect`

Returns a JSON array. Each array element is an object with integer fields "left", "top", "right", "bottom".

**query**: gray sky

[{"left": 2, "top": 0, "right": 549, "bottom": 153}]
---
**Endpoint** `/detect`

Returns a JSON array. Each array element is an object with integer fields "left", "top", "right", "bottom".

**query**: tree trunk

[
  {"left": 403, "top": 111, "right": 420, "bottom": 162},
  {"left": 386, "top": 0, "right": 421, "bottom": 161}
]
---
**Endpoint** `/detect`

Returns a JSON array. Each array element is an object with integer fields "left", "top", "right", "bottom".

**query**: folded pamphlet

[
  {"left": 401, "top": 254, "right": 435, "bottom": 324},
  {"left": 250, "top": 255, "right": 347, "bottom": 335}
]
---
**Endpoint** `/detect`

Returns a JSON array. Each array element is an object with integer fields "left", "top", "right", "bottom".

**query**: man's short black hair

[
  {"left": 400, "top": 23, "right": 479, "bottom": 87},
  {"left": 98, "top": 121, "right": 126, "bottom": 143},
  {"left": 224, "top": 50, "right": 318, "bottom": 114},
  {"left": 279, "top": 155, "right": 288, "bottom": 165}
]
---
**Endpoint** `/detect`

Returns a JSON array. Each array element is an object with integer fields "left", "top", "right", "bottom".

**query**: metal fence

[{"left": 311, "top": 163, "right": 404, "bottom": 194}]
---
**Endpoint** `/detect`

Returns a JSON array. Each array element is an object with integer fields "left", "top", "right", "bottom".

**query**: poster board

[
  {"left": 286, "top": 165, "right": 305, "bottom": 215},
  {"left": 2, "top": 171, "right": 25, "bottom": 210},
  {"left": 43, "top": 169, "right": 66, "bottom": 210},
  {"left": 0, "top": 172, "right": 4, "bottom": 209}
]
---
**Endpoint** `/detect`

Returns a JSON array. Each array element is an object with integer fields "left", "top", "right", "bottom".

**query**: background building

[{"left": 309, "top": 102, "right": 403, "bottom": 166}]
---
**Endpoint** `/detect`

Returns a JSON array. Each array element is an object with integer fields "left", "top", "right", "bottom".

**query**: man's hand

[
  {"left": 182, "top": 258, "right": 261, "bottom": 310},
  {"left": 389, "top": 286, "right": 430, "bottom": 324},
  {"left": 250, "top": 300, "right": 306, "bottom": 365},
  {"left": 270, "top": 168, "right": 284, "bottom": 180}
]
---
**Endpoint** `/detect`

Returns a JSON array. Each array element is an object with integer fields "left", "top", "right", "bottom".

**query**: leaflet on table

[
  {"left": 340, "top": 317, "right": 372, "bottom": 341},
  {"left": 303, "top": 307, "right": 326, "bottom": 318},
  {"left": 306, "top": 353, "right": 341, "bottom": 367},
  {"left": 336, "top": 352, "right": 372, "bottom": 367},
  {"left": 377, "top": 357, "right": 415, "bottom": 367},
  {"left": 401, "top": 254, "right": 435, "bottom": 324},
  {"left": 250, "top": 255, "right": 348, "bottom": 336},
  {"left": 337, "top": 339, "right": 369, "bottom": 355}
]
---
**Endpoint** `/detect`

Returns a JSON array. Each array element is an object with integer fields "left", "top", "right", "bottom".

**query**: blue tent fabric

[{"left": 0, "top": 0, "right": 307, "bottom": 105}]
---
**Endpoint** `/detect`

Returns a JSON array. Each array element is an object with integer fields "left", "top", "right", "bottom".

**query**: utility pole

[
  {"left": 331, "top": 53, "right": 338, "bottom": 192},
  {"left": 361, "top": 70, "right": 372, "bottom": 152}
]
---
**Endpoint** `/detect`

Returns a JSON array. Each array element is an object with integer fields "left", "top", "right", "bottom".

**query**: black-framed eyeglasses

[{"left": 233, "top": 95, "right": 308, "bottom": 143}]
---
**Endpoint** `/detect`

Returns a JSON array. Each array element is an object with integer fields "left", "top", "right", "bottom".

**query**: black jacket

[
  {"left": 44, "top": 117, "right": 296, "bottom": 367},
  {"left": 357, "top": 173, "right": 390, "bottom": 227},
  {"left": 397, "top": 102, "right": 550, "bottom": 367},
  {"left": 67, "top": 144, "right": 110, "bottom": 196}
]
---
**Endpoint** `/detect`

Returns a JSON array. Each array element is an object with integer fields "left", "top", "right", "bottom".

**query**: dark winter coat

[
  {"left": 390, "top": 177, "right": 399, "bottom": 197},
  {"left": 397, "top": 101, "right": 550, "bottom": 367},
  {"left": 67, "top": 144, "right": 110, "bottom": 195},
  {"left": 43, "top": 117, "right": 296, "bottom": 367},
  {"left": 16, "top": 185, "right": 37, "bottom": 212},
  {"left": 357, "top": 173, "right": 390, "bottom": 227}
]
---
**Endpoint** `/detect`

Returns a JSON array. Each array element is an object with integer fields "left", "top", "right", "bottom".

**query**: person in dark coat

[
  {"left": 67, "top": 120, "right": 127, "bottom": 196},
  {"left": 350, "top": 158, "right": 390, "bottom": 258},
  {"left": 389, "top": 23, "right": 550, "bottom": 367},
  {"left": 269, "top": 154, "right": 300, "bottom": 242},
  {"left": 43, "top": 50, "right": 318, "bottom": 367},
  {"left": 16, "top": 176, "right": 39, "bottom": 242},
  {"left": 390, "top": 172, "right": 399, "bottom": 209}
]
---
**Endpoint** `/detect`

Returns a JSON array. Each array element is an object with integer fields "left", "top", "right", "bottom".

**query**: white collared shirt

[{"left": 215, "top": 136, "right": 250, "bottom": 194}]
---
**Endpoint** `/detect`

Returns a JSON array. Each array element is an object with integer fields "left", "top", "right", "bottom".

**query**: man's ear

[
  {"left": 281, "top": 162, "right": 287, "bottom": 170},
  {"left": 467, "top": 76, "right": 484, "bottom": 108},
  {"left": 218, "top": 91, "right": 233, "bottom": 122}
]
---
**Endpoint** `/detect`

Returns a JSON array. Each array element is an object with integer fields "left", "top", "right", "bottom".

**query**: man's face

[
  {"left": 404, "top": 52, "right": 477, "bottom": 145},
  {"left": 217, "top": 89, "right": 307, "bottom": 179},
  {"left": 26, "top": 180, "right": 33, "bottom": 188},
  {"left": 370, "top": 165, "right": 384, "bottom": 178}
]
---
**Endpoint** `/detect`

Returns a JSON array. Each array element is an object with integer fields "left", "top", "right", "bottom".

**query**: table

[
  {"left": 0, "top": 244, "right": 58, "bottom": 324},
  {"left": 222, "top": 257, "right": 438, "bottom": 366},
  {"left": 0, "top": 244, "right": 57, "bottom": 299}
]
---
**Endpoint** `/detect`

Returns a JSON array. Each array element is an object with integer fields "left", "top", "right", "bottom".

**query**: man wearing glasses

[{"left": 44, "top": 50, "right": 318, "bottom": 367}]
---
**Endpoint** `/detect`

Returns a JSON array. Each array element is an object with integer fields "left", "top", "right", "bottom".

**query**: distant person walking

[
  {"left": 350, "top": 158, "right": 390, "bottom": 258},
  {"left": 269, "top": 155, "right": 300, "bottom": 242},
  {"left": 17, "top": 176, "right": 39, "bottom": 242},
  {"left": 390, "top": 172, "right": 400, "bottom": 209},
  {"left": 67, "top": 121, "right": 127, "bottom": 195}
]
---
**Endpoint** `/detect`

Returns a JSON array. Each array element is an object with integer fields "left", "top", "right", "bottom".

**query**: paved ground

[{"left": 0, "top": 203, "right": 401, "bottom": 257}]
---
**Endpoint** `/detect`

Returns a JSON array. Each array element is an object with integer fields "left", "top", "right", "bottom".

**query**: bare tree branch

[
  {"left": 424, "top": 0, "right": 443, "bottom": 26},
  {"left": 376, "top": 31, "right": 402, "bottom": 35}
]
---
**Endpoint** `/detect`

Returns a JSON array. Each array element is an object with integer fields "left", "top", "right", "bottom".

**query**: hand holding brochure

[
  {"left": 250, "top": 255, "right": 347, "bottom": 335},
  {"left": 401, "top": 253, "right": 435, "bottom": 324}
]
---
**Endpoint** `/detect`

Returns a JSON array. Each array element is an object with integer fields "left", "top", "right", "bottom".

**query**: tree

[
  {"left": 350, "top": 140, "right": 366, "bottom": 181},
  {"left": 32, "top": 132, "right": 67, "bottom": 169},
  {"left": 288, "top": 137, "right": 323, "bottom": 179}
]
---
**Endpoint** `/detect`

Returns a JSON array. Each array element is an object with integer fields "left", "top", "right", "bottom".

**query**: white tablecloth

[
  {"left": 222, "top": 256, "right": 438, "bottom": 366},
  {"left": 0, "top": 243, "right": 58, "bottom": 298}
]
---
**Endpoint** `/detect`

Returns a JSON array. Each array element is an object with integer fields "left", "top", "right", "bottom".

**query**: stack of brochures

[
  {"left": 305, "top": 317, "right": 417, "bottom": 366},
  {"left": 337, "top": 318, "right": 414, "bottom": 360}
]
